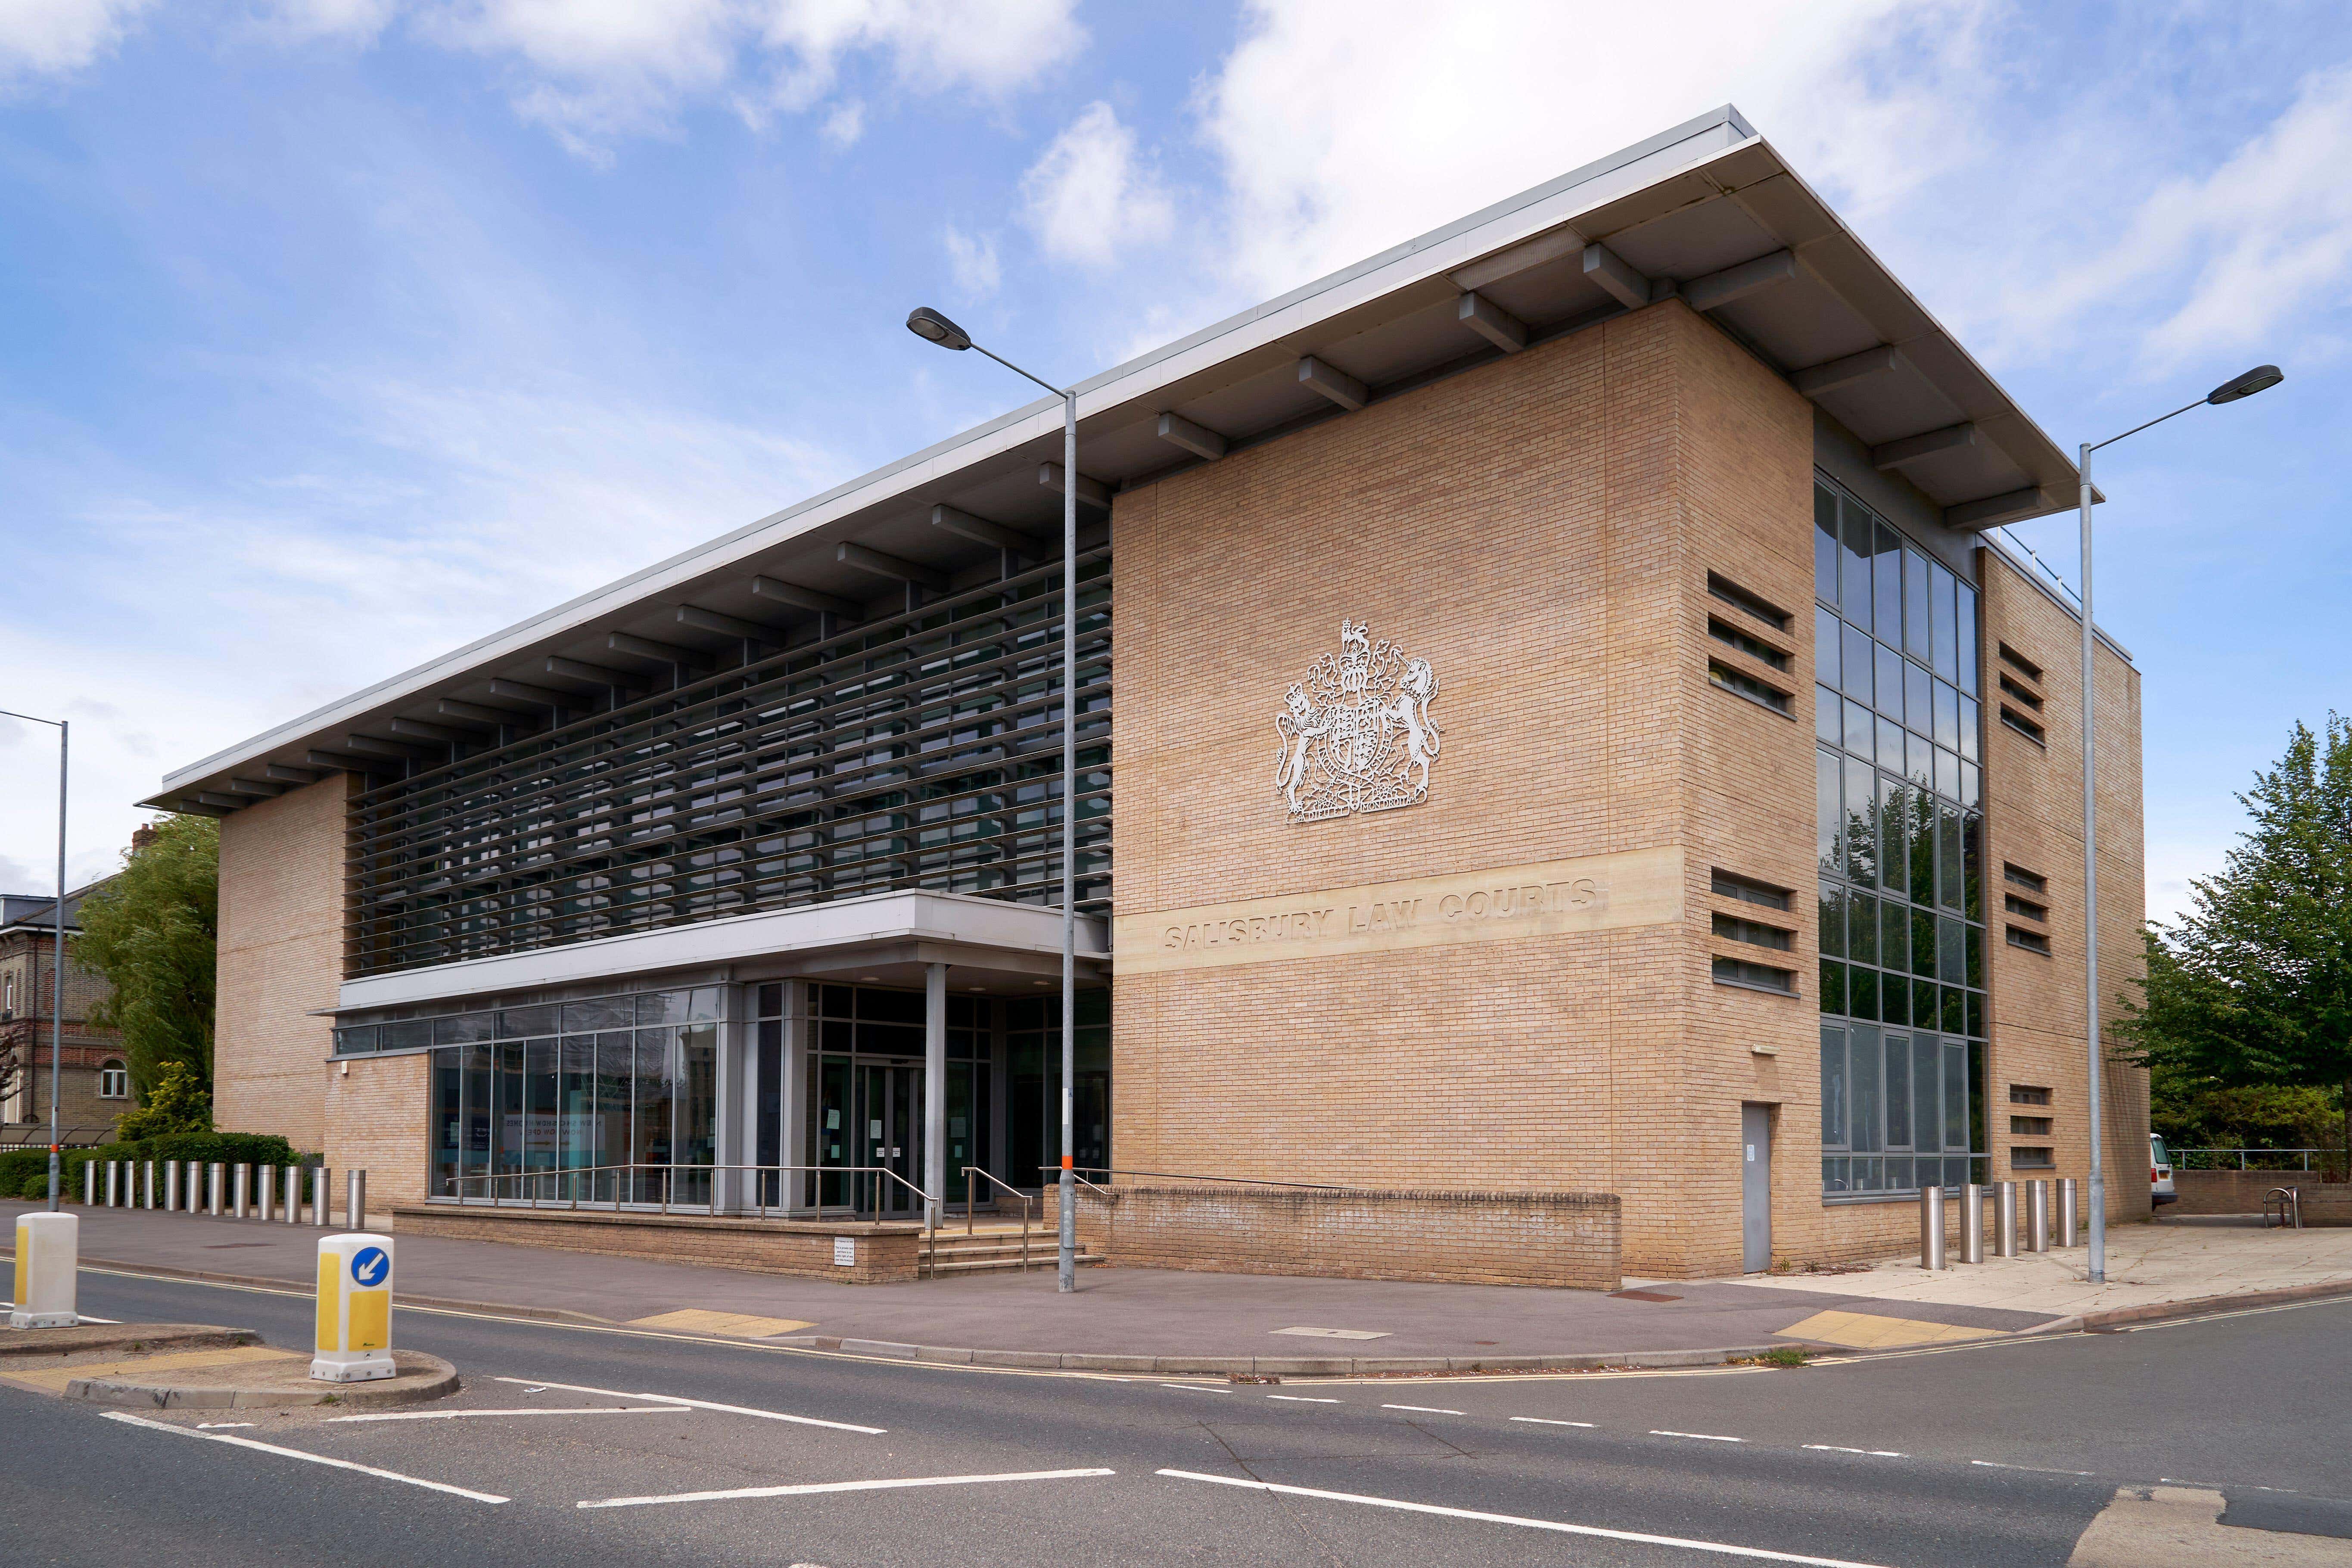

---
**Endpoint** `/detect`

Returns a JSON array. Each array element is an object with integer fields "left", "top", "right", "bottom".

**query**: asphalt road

[{"left": 7, "top": 1268, "right": 2350, "bottom": 1568}]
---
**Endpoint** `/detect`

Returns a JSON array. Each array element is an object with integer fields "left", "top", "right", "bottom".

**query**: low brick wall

[
  {"left": 391, "top": 1204, "right": 927, "bottom": 1282},
  {"left": 2170, "top": 1170, "right": 2352, "bottom": 1223},
  {"left": 1044, "top": 1185, "right": 1621, "bottom": 1290}
]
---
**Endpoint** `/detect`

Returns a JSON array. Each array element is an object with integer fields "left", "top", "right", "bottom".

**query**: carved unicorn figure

[{"left": 1383, "top": 656, "right": 1443, "bottom": 800}]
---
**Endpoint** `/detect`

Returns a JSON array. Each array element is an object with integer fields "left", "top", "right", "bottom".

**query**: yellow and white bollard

[
  {"left": 11, "top": 1211, "right": 79, "bottom": 1328},
  {"left": 312, "top": 1232, "right": 397, "bottom": 1381}
]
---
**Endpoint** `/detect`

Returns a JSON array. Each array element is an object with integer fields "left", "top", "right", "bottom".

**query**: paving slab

[{"left": 6, "top": 1199, "right": 2084, "bottom": 1370}]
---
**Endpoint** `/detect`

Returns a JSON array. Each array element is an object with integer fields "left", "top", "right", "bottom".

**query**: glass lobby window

[
  {"left": 1812, "top": 477, "right": 1984, "bottom": 1198},
  {"left": 423, "top": 984, "right": 724, "bottom": 1202}
]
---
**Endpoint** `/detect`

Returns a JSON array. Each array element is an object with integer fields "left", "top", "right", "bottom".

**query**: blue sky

[{"left": 2, "top": 1, "right": 2347, "bottom": 927}]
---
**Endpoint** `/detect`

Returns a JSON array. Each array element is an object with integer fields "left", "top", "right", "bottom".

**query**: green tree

[
  {"left": 72, "top": 815, "right": 218, "bottom": 1099},
  {"left": 112, "top": 1058, "right": 213, "bottom": 1139},
  {"left": 2116, "top": 716, "right": 2352, "bottom": 1163}
]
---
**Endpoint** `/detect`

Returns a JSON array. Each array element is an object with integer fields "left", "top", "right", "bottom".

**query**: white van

[{"left": 2151, "top": 1133, "right": 2177, "bottom": 1206}]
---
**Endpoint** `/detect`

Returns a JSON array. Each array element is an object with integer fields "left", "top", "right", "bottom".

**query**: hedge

[{"left": 19, "top": 1134, "right": 312, "bottom": 1202}]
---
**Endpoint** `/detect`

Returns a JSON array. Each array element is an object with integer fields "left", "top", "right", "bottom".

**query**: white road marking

[
  {"left": 578, "top": 1467, "right": 1115, "bottom": 1510},
  {"left": 1266, "top": 1394, "right": 1341, "bottom": 1403},
  {"left": 1804, "top": 1445, "right": 1906, "bottom": 1457},
  {"left": 195, "top": 1423, "right": 254, "bottom": 1430},
  {"left": 99, "top": 1411, "right": 508, "bottom": 1504},
  {"left": 1652, "top": 1430, "right": 1745, "bottom": 1442},
  {"left": 1156, "top": 1469, "right": 1901, "bottom": 1567},
  {"left": 1510, "top": 1416, "right": 1596, "bottom": 1428},
  {"left": 1382, "top": 1404, "right": 1465, "bottom": 1415},
  {"left": 329, "top": 1405, "right": 687, "bottom": 1423},
  {"left": 2160, "top": 1477, "right": 2299, "bottom": 1493},
  {"left": 1970, "top": 1460, "right": 2093, "bottom": 1475},
  {"left": 75, "top": 1314, "right": 121, "bottom": 1324},
  {"left": 494, "top": 1375, "right": 882, "bottom": 1434},
  {"left": 1159, "top": 1384, "right": 1229, "bottom": 1394}
]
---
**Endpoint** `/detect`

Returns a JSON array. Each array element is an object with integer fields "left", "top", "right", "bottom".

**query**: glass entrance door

[{"left": 854, "top": 1062, "right": 922, "bottom": 1218}]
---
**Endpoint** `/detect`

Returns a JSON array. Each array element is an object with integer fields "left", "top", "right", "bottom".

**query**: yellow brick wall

[
  {"left": 1980, "top": 549, "right": 2150, "bottom": 1222},
  {"left": 324, "top": 1049, "right": 429, "bottom": 1211},
  {"left": 215, "top": 774, "right": 350, "bottom": 1152}
]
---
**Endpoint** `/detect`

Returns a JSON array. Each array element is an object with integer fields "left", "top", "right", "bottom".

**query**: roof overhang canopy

[{"left": 149, "top": 105, "right": 2081, "bottom": 815}]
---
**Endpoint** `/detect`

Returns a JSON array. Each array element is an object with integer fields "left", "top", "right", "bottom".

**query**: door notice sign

[{"left": 832, "top": 1236, "right": 856, "bottom": 1267}]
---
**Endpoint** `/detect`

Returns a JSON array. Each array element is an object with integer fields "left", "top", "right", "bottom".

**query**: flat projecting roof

[{"left": 149, "top": 105, "right": 2088, "bottom": 815}]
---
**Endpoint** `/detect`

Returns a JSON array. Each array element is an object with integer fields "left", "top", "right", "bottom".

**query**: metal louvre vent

[{"left": 344, "top": 549, "right": 1112, "bottom": 977}]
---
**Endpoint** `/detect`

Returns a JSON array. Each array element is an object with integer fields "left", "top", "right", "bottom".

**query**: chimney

[{"left": 131, "top": 824, "right": 160, "bottom": 855}]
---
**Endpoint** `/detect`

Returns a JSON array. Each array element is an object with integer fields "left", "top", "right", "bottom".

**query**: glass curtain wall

[
  {"left": 1812, "top": 479, "right": 1987, "bottom": 1198},
  {"left": 423, "top": 985, "right": 722, "bottom": 1204}
]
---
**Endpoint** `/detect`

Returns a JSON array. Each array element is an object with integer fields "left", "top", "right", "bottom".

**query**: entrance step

[{"left": 921, "top": 1230, "right": 1103, "bottom": 1274}]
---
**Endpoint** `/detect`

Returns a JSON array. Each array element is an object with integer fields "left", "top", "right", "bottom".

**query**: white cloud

[
  {"left": 2025, "top": 63, "right": 2352, "bottom": 371},
  {"left": 1192, "top": 0, "right": 1986, "bottom": 299},
  {"left": 1021, "top": 100, "right": 1173, "bottom": 267},
  {"left": 265, "top": 0, "right": 401, "bottom": 41},
  {"left": 818, "top": 96, "right": 862, "bottom": 146},
  {"left": 0, "top": 0, "right": 154, "bottom": 79},
  {"left": 942, "top": 224, "right": 999, "bottom": 296},
  {"left": 750, "top": 0, "right": 1083, "bottom": 109}
]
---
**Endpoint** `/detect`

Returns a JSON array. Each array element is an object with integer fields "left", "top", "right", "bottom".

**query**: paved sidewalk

[
  {"left": 10, "top": 1201, "right": 2340, "bottom": 1372},
  {"left": 1716, "top": 1214, "right": 2352, "bottom": 1325}
]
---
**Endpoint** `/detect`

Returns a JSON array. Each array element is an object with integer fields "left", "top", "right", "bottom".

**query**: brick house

[
  {"left": 1, "top": 882, "right": 132, "bottom": 1146},
  {"left": 146, "top": 107, "right": 2147, "bottom": 1282}
]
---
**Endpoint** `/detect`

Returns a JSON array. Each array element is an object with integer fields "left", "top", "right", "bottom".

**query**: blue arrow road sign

[{"left": 350, "top": 1246, "right": 390, "bottom": 1287}]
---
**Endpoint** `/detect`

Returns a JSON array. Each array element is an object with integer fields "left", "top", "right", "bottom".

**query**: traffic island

[
  {"left": 59, "top": 1347, "right": 459, "bottom": 1410},
  {"left": 0, "top": 1322, "right": 261, "bottom": 1361}
]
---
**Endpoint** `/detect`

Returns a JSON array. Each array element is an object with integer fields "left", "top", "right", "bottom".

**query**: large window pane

[
  {"left": 1820, "top": 1025, "right": 1849, "bottom": 1147},
  {"left": 1844, "top": 694, "right": 1875, "bottom": 756},
  {"left": 1817, "top": 685, "right": 1841, "bottom": 744},
  {"left": 1938, "top": 914, "right": 1966, "bottom": 983},
  {"left": 460, "top": 1043, "right": 491, "bottom": 1196},
  {"left": 1873, "top": 522, "right": 1904, "bottom": 636},
  {"left": 1913, "top": 1035, "right": 1940, "bottom": 1154},
  {"left": 593, "top": 1033, "right": 632, "bottom": 1203},
  {"left": 559, "top": 1037, "right": 595, "bottom": 1187},
  {"left": 1876, "top": 715, "right": 1905, "bottom": 772},
  {"left": 1841, "top": 503, "right": 1873, "bottom": 627},
  {"left": 1842, "top": 622, "right": 1874, "bottom": 703},
  {"left": 1817, "top": 748, "right": 1841, "bottom": 875},
  {"left": 1909, "top": 787, "right": 1937, "bottom": 906},
  {"left": 1885, "top": 1033, "right": 1913, "bottom": 1149},
  {"left": 1815, "top": 486, "right": 1841, "bottom": 604},
  {"left": 1819, "top": 883, "right": 1846, "bottom": 958},
  {"left": 431, "top": 1048, "right": 460, "bottom": 1198},
  {"left": 1815, "top": 604, "right": 1841, "bottom": 687},
  {"left": 1850, "top": 1026, "right": 1883, "bottom": 1151},
  {"left": 632, "top": 1031, "right": 675, "bottom": 1203},
  {"left": 1933, "top": 680, "right": 1960, "bottom": 750},
  {"left": 1932, "top": 561, "right": 1960, "bottom": 679},
  {"left": 1876, "top": 644, "right": 1906, "bottom": 725},
  {"left": 1935, "top": 746, "right": 1960, "bottom": 802},
  {"left": 1904, "top": 550, "right": 1932, "bottom": 661},
  {"left": 1956, "top": 580, "right": 1979, "bottom": 696},
  {"left": 1912, "top": 905, "right": 1938, "bottom": 977},
  {"left": 1848, "top": 965, "right": 1879, "bottom": 1022},
  {"left": 1820, "top": 958, "right": 1846, "bottom": 1017},
  {"left": 1876, "top": 772, "right": 1904, "bottom": 893},
  {"left": 1938, "top": 800, "right": 1964, "bottom": 909},
  {"left": 1845, "top": 757, "right": 1878, "bottom": 883},
  {"left": 524, "top": 1039, "right": 557, "bottom": 1188},
  {"left": 1904, "top": 661, "right": 1933, "bottom": 737},
  {"left": 1958, "top": 694, "right": 1980, "bottom": 762},
  {"left": 675, "top": 1023, "right": 718, "bottom": 1207},
  {"left": 1849, "top": 890, "right": 1879, "bottom": 966},
  {"left": 1943, "top": 1043, "right": 1969, "bottom": 1149},
  {"left": 495, "top": 1041, "right": 526, "bottom": 1186}
]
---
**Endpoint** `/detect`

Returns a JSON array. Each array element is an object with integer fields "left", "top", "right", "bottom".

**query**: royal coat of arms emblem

[{"left": 1272, "top": 619, "right": 1443, "bottom": 824}]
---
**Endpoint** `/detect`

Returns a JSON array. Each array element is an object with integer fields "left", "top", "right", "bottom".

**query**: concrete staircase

[{"left": 922, "top": 1222, "right": 1103, "bottom": 1276}]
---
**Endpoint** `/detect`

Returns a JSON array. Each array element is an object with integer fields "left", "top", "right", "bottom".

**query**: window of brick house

[{"left": 98, "top": 1063, "right": 128, "bottom": 1099}]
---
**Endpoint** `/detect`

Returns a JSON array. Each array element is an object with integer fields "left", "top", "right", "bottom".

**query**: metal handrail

[
  {"left": 960, "top": 1167, "right": 1036, "bottom": 1272},
  {"left": 1039, "top": 1165, "right": 1115, "bottom": 1198},
  {"left": 2168, "top": 1148, "right": 2341, "bottom": 1172},
  {"left": 2264, "top": 1187, "right": 2304, "bottom": 1230},
  {"left": 445, "top": 1160, "right": 932, "bottom": 1218},
  {"left": 1064, "top": 1165, "right": 1347, "bottom": 1192}
]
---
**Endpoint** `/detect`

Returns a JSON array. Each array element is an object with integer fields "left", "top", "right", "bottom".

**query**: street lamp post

[
  {"left": 1, "top": 708, "right": 68, "bottom": 1211},
  {"left": 905, "top": 306, "right": 1083, "bottom": 1294},
  {"left": 2075, "top": 362, "right": 2281, "bottom": 1285}
]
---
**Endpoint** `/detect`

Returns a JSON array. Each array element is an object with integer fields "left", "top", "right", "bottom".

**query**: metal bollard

[
  {"left": 144, "top": 1160, "right": 157, "bottom": 1209},
  {"left": 1994, "top": 1181, "right": 2019, "bottom": 1257},
  {"left": 164, "top": 1159, "right": 180, "bottom": 1212},
  {"left": 1919, "top": 1185, "right": 1947, "bottom": 1270},
  {"left": 2058, "top": 1179, "right": 2079, "bottom": 1248},
  {"left": 232, "top": 1163, "right": 251, "bottom": 1219},
  {"left": 311, "top": 1167, "right": 331, "bottom": 1226},
  {"left": 81, "top": 1162, "right": 96, "bottom": 1207},
  {"left": 207, "top": 1161, "right": 224, "bottom": 1215},
  {"left": 2028, "top": 1180, "right": 2050, "bottom": 1253},
  {"left": 106, "top": 1160, "right": 120, "bottom": 1208},
  {"left": 258, "top": 1169, "right": 275, "bottom": 1223},
  {"left": 282, "top": 1166, "right": 300, "bottom": 1224},
  {"left": 1961, "top": 1182, "right": 1986, "bottom": 1264},
  {"left": 346, "top": 1169, "right": 367, "bottom": 1233}
]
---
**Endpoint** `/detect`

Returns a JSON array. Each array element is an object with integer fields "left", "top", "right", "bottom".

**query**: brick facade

[
  {"left": 2, "top": 915, "right": 129, "bottom": 1140},
  {"left": 215, "top": 774, "right": 350, "bottom": 1153}
]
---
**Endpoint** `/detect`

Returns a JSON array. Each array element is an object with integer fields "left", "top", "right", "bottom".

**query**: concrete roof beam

[
  {"left": 930, "top": 504, "right": 1044, "bottom": 552},
  {"left": 1153, "top": 412, "right": 1228, "bottom": 461},
  {"left": 836, "top": 541, "right": 949, "bottom": 591},
  {"left": 752, "top": 576, "right": 862, "bottom": 619},
  {"left": 1871, "top": 423, "right": 1978, "bottom": 472},
  {"left": 1297, "top": 355, "right": 1367, "bottom": 412},
  {"left": 1037, "top": 463, "right": 1114, "bottom": 510},
  {"left": 1580, "top": 242, "right": 1652, "bottom": 310},
  {"left": 1456, "top": 292, "right": 1528, "bottom": 353},
  {"left": 1682, "top": 249, "right": 1796, "bottom": 312}
]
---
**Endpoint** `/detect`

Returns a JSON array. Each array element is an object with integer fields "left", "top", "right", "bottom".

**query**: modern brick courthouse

[{"left": 152, "top": 109, "right": 2147, "bottom": 1285}]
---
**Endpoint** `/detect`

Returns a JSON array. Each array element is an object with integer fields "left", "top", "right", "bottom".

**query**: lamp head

[
  {"left": 905, "top": 307, "right": 971, "bottom": 352},
  {"left": 2207, "top": 364, "right": 2282, "bottom": 405}
]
